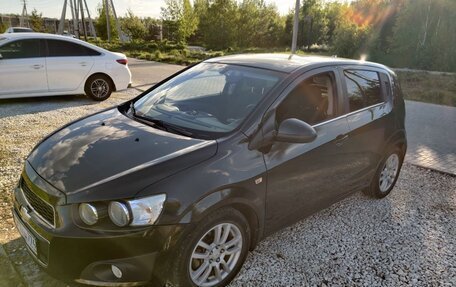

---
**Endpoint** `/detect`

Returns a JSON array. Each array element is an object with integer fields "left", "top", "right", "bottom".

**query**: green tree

[
  {"left": 95, "top": 2, "right": 118, "bottom": 40},
  {"left": 0, "top": 21, "right": 7, "bottom": 33},
  {"left": 347, "top": 0, "right": 404, "bottom": 63},
  {"left": 198, "top": 0, "right": 239, "bottom": 49},
  {"left": 331, "top": 12, "right": 371, "bottom": 58},
  {"left": 299, "top": 0, "right": 328, "bottom": 50},
  {"left": 236, "top": 0, "right": 284, "bottom": 48},
  {"left": 121, "top": 9, "right": 147, "bottom": 40},
  {"left": 391, "top": 0, "right": 456, "bottom": 71},
  {"left": 143, "top": 17, "right": 163, "bottom": 41},
  {"left": 324, "top": 1, "right": 344, "bottom": 44},
  {"left": 180, "top": 0, "right": 198, "bottom": 41},
  {"left": 29, "top": 9, "right": 45, "bottom": 32},
  {"left": 161, "top": 0, "right": 198, "bottom": 42},
  {"left": 192, "top": 0, "right": 209, "bottom": 44}
]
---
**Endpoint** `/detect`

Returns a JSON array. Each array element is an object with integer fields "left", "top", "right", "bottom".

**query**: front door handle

[
  {"left": 31, "top": 64, "right": 43, "bottom": 69},
  {"left": 334, "top": 134, "right": 349, "bottom": 146}
]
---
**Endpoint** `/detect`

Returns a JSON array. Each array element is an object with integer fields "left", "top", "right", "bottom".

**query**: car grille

[{"left": 21, "top": 179, "right": 55, "bottom": 227}]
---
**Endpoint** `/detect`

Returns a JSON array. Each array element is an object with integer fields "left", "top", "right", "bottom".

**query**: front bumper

[{"left": 12, "top": 185, "right": 185, "bottom": 286}]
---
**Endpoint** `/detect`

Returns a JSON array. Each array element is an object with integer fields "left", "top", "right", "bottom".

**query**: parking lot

[{"left": 0, "top": 61, "right": 455, "bottom": 286}]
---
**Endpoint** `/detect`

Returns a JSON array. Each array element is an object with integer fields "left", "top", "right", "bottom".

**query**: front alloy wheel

[
  {"left": 189, "top": 223, "right": 243, "bottom": 286},
  {"left": 168, "top": 208, "right": 250, "bottom": 287}
]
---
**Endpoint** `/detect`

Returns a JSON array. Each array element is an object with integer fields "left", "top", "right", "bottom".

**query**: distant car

[
  {"left": 5, "top": 27, "right": 34, "bottom": 33},
  {"left": 0, "top": 33, "right": 131, "bottom": 101},
  {"left": 61, "top": 30, "right": 77, "bottom": 38},
  {"left": 12, "top": 54, "right": 406, "bottom": 286}
]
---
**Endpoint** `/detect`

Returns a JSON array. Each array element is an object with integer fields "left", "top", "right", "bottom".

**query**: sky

[{"left": 0, "top": 0, "right": 295, "bottom": 19}]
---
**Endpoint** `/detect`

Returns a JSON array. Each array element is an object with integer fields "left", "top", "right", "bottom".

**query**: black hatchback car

[{"left": 13, "top": 54, "right": 406, "bottom": 286}]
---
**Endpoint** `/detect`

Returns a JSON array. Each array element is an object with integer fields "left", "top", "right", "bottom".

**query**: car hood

[{"left": 27, "top": 108, "right": 216, "bottom": 203}]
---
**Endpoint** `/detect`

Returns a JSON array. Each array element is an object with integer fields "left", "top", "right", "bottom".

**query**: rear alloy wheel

[
  {"left": 379, "top": 153, "right": 400, "bottom": 193},
  {"left": 85, "top": 74, "right": 113, "bottom": 101},
  {"left": 365, "top": 146, "right": 403, "bottom": 198},
  {"left": 169, "top": 208, "right": 250, "bottom": 287}
]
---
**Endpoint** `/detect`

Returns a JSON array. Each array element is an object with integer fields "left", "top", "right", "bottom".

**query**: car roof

[
  {"left": 205, "top": 53, "right": 392, "bottom": 74},
  {"left": 0, "top": 32, "right": 109, "bottom": 54},
  {"left": 2, "top": 32, "right": 76, "bottom": 40}
]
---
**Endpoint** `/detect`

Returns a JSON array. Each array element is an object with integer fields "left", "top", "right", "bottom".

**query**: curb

[{"left": 407, "top": 162, "right": 456, "bottom": 177}]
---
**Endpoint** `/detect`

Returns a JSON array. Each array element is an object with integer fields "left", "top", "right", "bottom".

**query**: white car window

[{"left": 46, "top": 39, "right": 100, "bottom": 57}]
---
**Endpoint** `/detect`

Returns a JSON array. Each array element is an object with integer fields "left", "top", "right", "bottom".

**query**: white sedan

[{"left": 0, "top": 33, "right": 132, "bottom": 101}]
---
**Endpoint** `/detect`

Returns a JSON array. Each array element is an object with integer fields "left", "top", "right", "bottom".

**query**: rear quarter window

[
  {"left": 46, "top": 39, "right": 101, "bottom": 57},
  {"left": 344, "top": 69, "right": 383, "bottom": 112}
]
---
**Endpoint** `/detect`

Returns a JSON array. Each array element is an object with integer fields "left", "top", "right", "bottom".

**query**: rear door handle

[
  {"left": 335, "top": 134, "right": 349, "bottom": 146},
  {"left": 79, "top": 62, "right": 88, "bottom": 66}
]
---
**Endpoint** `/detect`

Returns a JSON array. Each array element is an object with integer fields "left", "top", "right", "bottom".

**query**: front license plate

[{"left": 14, "top": 213, "right": 37, "bottom": 255}]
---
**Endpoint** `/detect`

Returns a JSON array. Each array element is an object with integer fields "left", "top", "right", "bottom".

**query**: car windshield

[{"left": 133, "top": 62, "right": 283, "bottom": 137}]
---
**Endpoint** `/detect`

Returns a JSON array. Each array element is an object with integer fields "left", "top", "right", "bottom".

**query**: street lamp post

[{"left": 291, "top": 0, "right": 300, "bottom": 54}]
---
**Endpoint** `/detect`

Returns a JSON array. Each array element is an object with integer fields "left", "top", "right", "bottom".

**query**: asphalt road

[
  {"left": 128, "top": 59, "right": 456, "bottom": 175},
  {"left": 405, "top": 101, "right": 456, "bottom": 175},
  {"left": 128, "top": 57, "right": 183, "bottom": 91}
]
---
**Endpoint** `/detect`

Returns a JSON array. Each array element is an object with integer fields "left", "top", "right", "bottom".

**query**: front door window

[
  {"left": 0, "top": 39, "right": 41, "bottom": 59},
  {"left": 276, "top": 72, "right": 337, "bottom": 126}
]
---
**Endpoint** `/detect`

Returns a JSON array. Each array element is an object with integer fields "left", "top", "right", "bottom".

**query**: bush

[
  {"left": 330, "top": 21, "right": 370, "bottom": 58},
  {"left": 154, "top": 50, "right": 163, "bottom": 60},
  {"left": 146, "top": 42, "right": 159, "bottom": 50},
  {"left": 169, "top": 49, "right": 181, "bottom": 57}
]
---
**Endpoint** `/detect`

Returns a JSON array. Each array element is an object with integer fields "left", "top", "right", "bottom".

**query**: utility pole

[
  {"left": 20, "top": 0, "right": 29, "bottom": 27},
  {"left": 291, "top": 0, "right": 300, "bottom": 54},
  {"left": 58, "top": 0, "right": 67, "bottom": 34},
  {"left": 69, "top": 0, "right": 76, "bottom": 34},
  {"left": 105, "top": 0, "right": 111, "bottom": 42},
  {"left": 109, "top": 0, "right": 124, "bottom": 43},
  {"left": 79, "top": 0, "right": 88, "bottom": 41},
  {"left": 83, "top": 0, "right": 97, "bottom": 39},
  {"left": 73, "top": 0, "right": 80, "bottom": 38}
]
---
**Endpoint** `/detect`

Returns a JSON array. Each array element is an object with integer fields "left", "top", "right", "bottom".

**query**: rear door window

[
  {"left": 46, "top": 39, "right": 101, "bottom": 57},
  {"left": 0, "top": 39, "right": 41, "bottom": 59},
  {"left": 344, "top": 69, "right": 383, "bottom": 112}
]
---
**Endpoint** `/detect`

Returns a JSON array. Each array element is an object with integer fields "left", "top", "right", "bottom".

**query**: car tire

[
  {"left": 85, "top": 74, "right": 114, "bottom": 101},
  {"left": 365, "top": 146, "right": 404, "bottom": 198},
  {"left": 168, "top": 207, "right": 251, "bottom": 287}
]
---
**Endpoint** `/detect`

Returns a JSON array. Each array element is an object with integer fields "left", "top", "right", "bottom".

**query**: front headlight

[
  {"left": 108, "top": 201, "right": 131, "bottom": 227},
  {"left": 108, "top": 194, "right": 166, "bottom": 227},
  {"left": 79, "top": 203, "right": 98, "bottom": 225}
]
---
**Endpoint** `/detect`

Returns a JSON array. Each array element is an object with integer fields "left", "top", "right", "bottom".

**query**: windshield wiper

[
  {"left": 162, "top": 122, "right": 194, "bottom": 137},
  {"left": 128, "top": 101, "right": 194, "bottom": 137},
  {"left": 132, "top": 113, "right": 194, "bottom": 137}
]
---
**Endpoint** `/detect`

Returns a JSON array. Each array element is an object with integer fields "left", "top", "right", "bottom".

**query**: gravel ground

[
  {"left": 0, "top": 91, "right": 455, "bottom": 286},
  {"left": 230, "top": 165, "right": 456, "bottom": 287}
]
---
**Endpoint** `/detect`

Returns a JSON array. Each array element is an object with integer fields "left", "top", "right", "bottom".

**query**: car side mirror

[{"left": 275, "top": 118, "right": 317, "bottom": 143}]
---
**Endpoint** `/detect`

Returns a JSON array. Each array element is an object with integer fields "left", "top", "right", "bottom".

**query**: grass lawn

[{"left": 396, "top": 71, "right": 456, "bottom": 107}]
